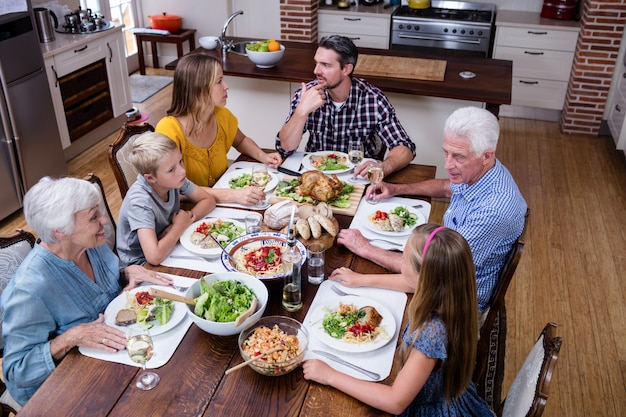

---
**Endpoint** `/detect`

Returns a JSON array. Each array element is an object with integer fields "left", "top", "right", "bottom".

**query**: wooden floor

[{"left": 1, "top": 68, "right": 625, "bottom": 416}]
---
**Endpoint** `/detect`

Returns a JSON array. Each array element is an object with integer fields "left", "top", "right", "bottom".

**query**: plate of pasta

[
  {"left": 104, "top": 286, "right": 186, "bottom": 336},
  {"left": 308, "top": 295, "right": 395, "bottom": 353},
  {"left": 221, "top": 232, "right": 307, "bottom": 281}
]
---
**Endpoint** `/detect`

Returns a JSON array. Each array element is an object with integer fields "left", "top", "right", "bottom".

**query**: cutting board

[
  {"left": 268, "top": 177, "right": 365, "bottom": 216},
  {"left": 354, "top": 54, "right": 447, "bottom": 82}
]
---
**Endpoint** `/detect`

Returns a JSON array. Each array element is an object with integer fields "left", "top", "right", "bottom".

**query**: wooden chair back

[
  {"left": 473, "top": 209, "right": 530, "bottom": 403},
  {"left": 497, "top": 322, "right": 562, "bottom": 417},
  {"left": 108, "top": 122, "right": 154, "bottom": 198},
  {"left": 84, "top": 173, "right": 116, "bottom": 253}
]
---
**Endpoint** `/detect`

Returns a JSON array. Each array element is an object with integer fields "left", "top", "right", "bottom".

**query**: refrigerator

[{"left": 0, "top": 6, "right": 66, "bottom": 221}]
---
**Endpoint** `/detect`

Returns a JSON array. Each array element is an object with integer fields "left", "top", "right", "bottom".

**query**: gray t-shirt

[{"left": 116, "top": 174, "right": 195, "bottom": 267}]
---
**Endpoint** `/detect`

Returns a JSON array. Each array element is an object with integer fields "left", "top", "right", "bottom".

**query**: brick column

[
  {"left": 280, "top": 0, "right": 319, "bottom": 42},
  {"left": 561, "top": 0, "right": 626, "bottom": 134}
]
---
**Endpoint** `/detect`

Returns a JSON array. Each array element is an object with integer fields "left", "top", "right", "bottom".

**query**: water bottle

[{"left": 282, "top": 210, "right": 302, "bottom": 312}]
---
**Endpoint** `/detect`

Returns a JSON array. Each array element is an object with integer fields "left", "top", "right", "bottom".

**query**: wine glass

[
  {"left": 347, "top": 141, "right": 365, "bottom": 184},
  {"left": 251, "top": 164, "right": 270, "bottom": 208},
  {"left": 126, "top": 327, "right": 160, "bottom": 390},
  {"left": 367, "top": 162, "right": 384, "bottom": 204}
]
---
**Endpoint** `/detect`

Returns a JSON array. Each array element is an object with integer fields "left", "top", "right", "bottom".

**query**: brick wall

[
  {"left": 280, "top": 0, "right": 319, "bottom": 42},
  {"left": 562, "top": 0, "right": 626, "bottom": 134}
]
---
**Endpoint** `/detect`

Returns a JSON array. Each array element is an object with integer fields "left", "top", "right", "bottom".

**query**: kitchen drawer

[
  {"left": 319, "top": 13, "right": 389, "bottom": 38},
  {"left": 511, "top": 77, "right": 567, "bottom": 109},
  {"left": 52, "top": 38, "right": 107, "bottom": 77},
  {"left": 495, "top": 26, "right": 578, "bottom": 51},
  {"left": 494, "top": 45, "right": 574, "bottom": 81},
  {"left": 319, "top": 31, "right": 388, "bottom": 49}
]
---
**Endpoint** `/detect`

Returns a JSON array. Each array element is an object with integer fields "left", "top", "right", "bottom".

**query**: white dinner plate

[
  {"left": 179, "top": 218, "right": 246, "bottom": 258},
  {"left": 301, "top": 151, "right": 354, "bottom": 174},
  {"left": 308, "top": 295, "right": 396, "bottom": 353},
  {"left": 104, "top": 285, "right": 186, "bottom": 336},
  {"left": 362, "top": 202, "right": 425, "bottom": 237},
  {"left": 213, "top": 169, "right": 279, "bottom": 193}
]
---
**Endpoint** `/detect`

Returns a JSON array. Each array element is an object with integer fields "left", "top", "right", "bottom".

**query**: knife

[
  {"left": 277, "top": 166, "right": 302, "bottom": 177},
  {"left": 312, "top": 350, "right": 381, "bottom": 380}
]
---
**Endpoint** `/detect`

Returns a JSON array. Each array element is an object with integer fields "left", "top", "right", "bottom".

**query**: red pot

[{"left": 148, "top": 13, "right": 182, "bottom": 31}]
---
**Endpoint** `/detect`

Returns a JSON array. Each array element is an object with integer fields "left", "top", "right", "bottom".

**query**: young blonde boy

[{"left": 117, "top": 132, "right": 216, "bottom": 267}]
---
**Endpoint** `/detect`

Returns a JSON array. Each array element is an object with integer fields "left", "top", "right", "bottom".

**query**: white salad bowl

[{"left": 185, "top": 272, "right": 268, "bottom": 336}]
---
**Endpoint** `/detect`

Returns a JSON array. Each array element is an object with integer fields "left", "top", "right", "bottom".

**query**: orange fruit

[{"left": 268, "top": 40, "right": 281, "bottom": 52}]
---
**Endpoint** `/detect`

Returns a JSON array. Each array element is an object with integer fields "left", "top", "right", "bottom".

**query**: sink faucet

[{"left": 221, "top": 10, "right": 244, "bottom": 55}]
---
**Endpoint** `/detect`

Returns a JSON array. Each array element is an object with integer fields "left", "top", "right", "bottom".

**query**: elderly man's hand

[{"left": 336, "top": 228, "right": 371, "bottom": 257}]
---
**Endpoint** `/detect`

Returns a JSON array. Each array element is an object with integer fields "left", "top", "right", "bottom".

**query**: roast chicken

[{"left": 298, "top": 170, "right": 344, "bottom": 202}]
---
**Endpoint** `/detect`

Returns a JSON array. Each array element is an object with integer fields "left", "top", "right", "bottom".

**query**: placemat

[
  {"left": 303, "top": 280, "right": 407, "bottom": 381},
  {"left": 354, "top": 54, "right": 447, "bottom": 82},
  {"left": 79, "top": 275, "right": 195, "bottom": 369}
]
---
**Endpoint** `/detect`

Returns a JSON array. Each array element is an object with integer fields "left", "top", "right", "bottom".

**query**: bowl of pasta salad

[
  {"left": 238, "top": 316, "right": 308, "bottom": 376},
  {"left": 185, "top": 272, "right": 268, "bottom": 336}
]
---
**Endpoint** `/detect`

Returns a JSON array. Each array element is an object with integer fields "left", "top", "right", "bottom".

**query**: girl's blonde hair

[
  {"left": 166, "top": 53, "right": 221, "bottom": 137},
  {"left": 401, "top": 223, "right": 478, "bottom": 402},
  {"left": 129, "top": 132, "right": 178, "bottom": 175}
]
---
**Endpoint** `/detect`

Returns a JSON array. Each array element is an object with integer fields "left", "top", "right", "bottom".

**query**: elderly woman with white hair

[{"left": 0, "top": 176, "right": 173, "bottom": 409}]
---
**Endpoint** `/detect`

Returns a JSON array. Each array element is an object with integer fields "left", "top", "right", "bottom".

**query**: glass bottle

[{"left": 282, "top": 227, "right": 302, "bottom": 312}]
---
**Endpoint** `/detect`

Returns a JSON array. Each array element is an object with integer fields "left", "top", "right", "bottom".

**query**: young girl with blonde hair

[{"left": 303, "top": 224, "right": 493, "bottom": 416}]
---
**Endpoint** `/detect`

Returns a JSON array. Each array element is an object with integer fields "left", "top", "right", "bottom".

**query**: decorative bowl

[
  {"left": 238, "top": 316, "right": 309, "bottom": 376},
  {"left": 246, "top": 44, "right": 285, "bottom": 68},
  {"left": 199, "top": 36, "right": 219, "bottom": 50},
  {"left": 184, "top": 272, "right": 268, "bottom": 336}
]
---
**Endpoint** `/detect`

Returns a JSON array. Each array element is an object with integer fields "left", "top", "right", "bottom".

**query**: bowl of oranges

[{"left": 245, "top": 40, "right": 285, "bottom": 68}]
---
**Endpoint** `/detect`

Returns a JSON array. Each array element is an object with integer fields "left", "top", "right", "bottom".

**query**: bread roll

[
  {"left": 315, "top": 202, "right": 333, "bottom": 219},
  {"left": 296, "top": 218, "right": 311, "bottom": 240},
  {"left": 307, "top": 216, "right": 322, "bottom": 239},
  {"left": 263, "top": 200, "right": 297, "bottom": 229},
  {"left": 314, "top": 214, "right": 338, "bottom": 237}
]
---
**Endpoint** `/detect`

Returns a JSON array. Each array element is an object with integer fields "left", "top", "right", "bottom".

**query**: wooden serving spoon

[
  {"left": 235, "top": 296, "right": 258, "bottom": 327},
  {"left": 148, "top": 287, "right": 196, "bottom": 306},
  {"left": 224, "top": 345, "right": 283, "bottom": 375}
]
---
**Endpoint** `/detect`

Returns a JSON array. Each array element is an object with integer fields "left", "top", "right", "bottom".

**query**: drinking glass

[
  {"left": 307, "top": 243, "right": 325, "bottom": 284},
  {"left": 126, "top": 327, "right": 159, "bottom": 390},
  {"left": 245, "top": 212, "right": 262, "bottom": 234},
  {"left": 347, "top": 141, "right": 366, "bottom": 184},
  {"left": 251, "top": 164, "right": 270, "bottom": 208},
  {"left": 367, "top": 162, "right": 384, "bottom": 204}
]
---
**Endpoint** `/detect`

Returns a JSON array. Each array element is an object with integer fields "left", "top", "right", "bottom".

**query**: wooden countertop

[{"left": 165, "top": 38, "right": 513, "bottom": 106}]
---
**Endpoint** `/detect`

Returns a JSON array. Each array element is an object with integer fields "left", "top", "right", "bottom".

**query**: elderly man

[
  {"left": 276, "top": 35, "right": 416, "bottom": 177},
  {"left": 334, "top": 106, "right": 527, "bottom": 316}
]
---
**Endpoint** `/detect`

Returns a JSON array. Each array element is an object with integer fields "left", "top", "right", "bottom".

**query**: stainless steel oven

[{"left": 390, "top": 1, "right": 496, "bottom": 58}]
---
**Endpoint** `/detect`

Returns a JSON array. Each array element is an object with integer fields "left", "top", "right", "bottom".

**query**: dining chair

[
  {"left": 497, "top": 322, "right": 562, "bottom": 417},
  {"left": 84, "top": 173, "right": 116, "bottom": 253},
  {"left": 474, "top": 208, "right": 530, "bottom": 409},
  {"left": 0, "top": 229, "right": 36, "bottom": 416},
  {"left": 108, "top": 122, "right": 155, "bottom": 199}
]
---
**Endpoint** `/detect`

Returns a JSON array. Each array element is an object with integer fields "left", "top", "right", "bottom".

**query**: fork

[
  {"left": 330, "top": 284, "right": 360, "bottom": 297},
  {"left": 171, "top": 284, "right": 189, "bottom": 293}
]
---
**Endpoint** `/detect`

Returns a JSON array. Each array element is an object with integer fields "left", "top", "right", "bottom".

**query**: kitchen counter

[
  {"left": 39, "top": 24, "right": 124, "bottom": 58},
  {"left": 166, "top": 38, "right": 512, "bottom": 109},
  {"left": 496, "top": 10, "right": 580, "bottom": 31},
  {"left": 318, "top": 2, "right": 398, "bottom": 16}
]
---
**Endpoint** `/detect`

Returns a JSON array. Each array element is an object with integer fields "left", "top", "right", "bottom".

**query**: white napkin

[
  {"left": 160, "top": 207, "right": 254, "bottom": 272},
  {"left": 79, "top": 275, "right": 196, "bottom": 369},
  {"left": 280, "top": 151, "right": 306, "bottom": 173},
  {"left": 349, "top": 197, "right": 431, "bottom": 251},
  {"left": 303, "top": 280, "right": 407, "bottom": 381}
]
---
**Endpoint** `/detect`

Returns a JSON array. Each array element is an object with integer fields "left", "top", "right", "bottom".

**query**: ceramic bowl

[
  {"left": 246, "top": 44, "right": 285, "bottom": 68},
  {"left": 185, "top": 272, "right": 268, "bottom": 336},
  {"left": 238, "top": 316, "right": 309, "bottom": 376},
  {"left": 199, "top": 36, "right": 219, "bottom": 50}
]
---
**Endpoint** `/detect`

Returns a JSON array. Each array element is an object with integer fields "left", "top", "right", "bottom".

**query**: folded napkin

[
  {"left": 349, "top": 197, "right": 431, "bottom": 251},
  {"left": 303, "top": 280, "right": 407, "bottom": 381},
  {"left": 79, "top": 275, "right": 196, "bottom": 369},
  {"left": 280, "top": 151, "right": 306, "bottom": 173},
  {"left": 160, "top": 207, "right": 255, "bottom": 272}
]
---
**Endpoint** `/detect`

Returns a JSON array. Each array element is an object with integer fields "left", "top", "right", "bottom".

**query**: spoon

[
  {"left": 148, "top": 287, "right": 196, "bottom": 306},
  {"left": 235, "top": 296, "right": 258, "bottom": 327},
  {"left": 224, "top": 345, "right": 283, "bottom": 375}
]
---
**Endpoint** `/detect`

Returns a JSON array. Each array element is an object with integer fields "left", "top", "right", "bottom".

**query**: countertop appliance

[
  {"left": 390, "top": 0, "right": 496, "bottom": 58},
  {"left": 56, "top": 6, "right": 113, "bottom": 34},
  {"left": 0, "top": 8, "right": 67, "bottom": 221},
  {"left": 540, "top": 0, "right": 578, "bottom": 20}
]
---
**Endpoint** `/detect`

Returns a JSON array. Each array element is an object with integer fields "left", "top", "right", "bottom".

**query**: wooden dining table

[{"left": 17, "top": 162, "right": 436, "bottom": 417}]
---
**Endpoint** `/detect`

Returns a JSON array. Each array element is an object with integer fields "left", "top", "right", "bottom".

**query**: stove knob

[
  {"left": 443, "top": 28, "right": 448, "bottom": 33},
  {"left": 452, "top": 29, "right": 457, "bottom": 34},
  {"left": 478, "top": 31, "right": 483, "bottom": 36},
  {"left": 414, "top": 25, "right": 420, "bottom": 31},
  {"left": 469, "top": 30, "right": 475, "bottom": 35},
  {"left": 461, "top": 29, "right": 466, "bottom": 34},
  {"left": 407, "top": 24, "right": 412, "bottom": 30},
  {"left": 399, "top": 24, "right": 404, "bottom": 29}
]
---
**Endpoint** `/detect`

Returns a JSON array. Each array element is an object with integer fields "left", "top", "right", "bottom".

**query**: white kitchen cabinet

[
  {"left": 318, "top": 10, "right": 389, "bottom": 49},
  {"left": 494, "top": 11, "right": 579, "bottom": 110},
  {"left": 606, "top": 25, "right": 626, "bottom": 152},
  {"left": 102, "top": 30, "right": 132, "bottom": 117}
]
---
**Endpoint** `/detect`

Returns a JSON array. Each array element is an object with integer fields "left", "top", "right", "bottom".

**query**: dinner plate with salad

[
  {"left": 214, "top": 169, "right": 279, "bottom": 192},
  {"left": 301, "top": 151, "right": 354, "bottom": 174},
  {"left": 308, "top": 295, "right": 396, "bottom": 353},
  {"left": 104, "top": 285, "right": 186, "bottom": 336},
  {"left": 180, "top": 218, "right": 246, "bottom": 257},
  {"left": 363, "top": 203, "right": 425, "bottom": 237}
]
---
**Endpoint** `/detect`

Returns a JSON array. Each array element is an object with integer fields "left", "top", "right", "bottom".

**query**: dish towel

[
  {"left": 349, "top": 197, "right": 431, "bottom": 251},
  {"left": 79, "top": 275, "right": 195, "bottom": 369},
  {"left": 303, "top": 280, "right": 407, "bottom": 381}
]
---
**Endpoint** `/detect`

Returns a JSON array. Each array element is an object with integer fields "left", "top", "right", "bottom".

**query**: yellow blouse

[{"left": 156, "top": 107, "right": 238, "bottom": 186}]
